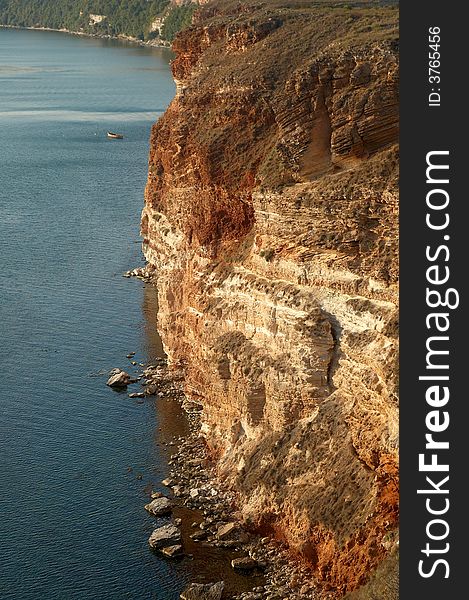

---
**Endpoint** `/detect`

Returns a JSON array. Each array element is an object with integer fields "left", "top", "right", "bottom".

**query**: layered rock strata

[{"left": 142, "top": 1, "right": 399, "bottom": 596}]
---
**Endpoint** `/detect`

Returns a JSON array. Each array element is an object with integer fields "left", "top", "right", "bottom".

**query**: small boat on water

[{"left": 107, "top": 131, "right": 124, "bottom": 139}]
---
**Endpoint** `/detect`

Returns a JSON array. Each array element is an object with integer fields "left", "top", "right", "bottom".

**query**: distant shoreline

[{"left": 0, "top": 24, "right": 171, "bottom": 49}]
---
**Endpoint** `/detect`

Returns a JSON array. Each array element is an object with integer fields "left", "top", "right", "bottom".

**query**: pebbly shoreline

[{"left": 108, "top": 270, "right": 325, "bottom": 599}]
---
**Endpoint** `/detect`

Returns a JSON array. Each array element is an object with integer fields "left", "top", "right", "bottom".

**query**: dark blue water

[{"left": 0, "top": 28, "right": 193, "bottom": 599}]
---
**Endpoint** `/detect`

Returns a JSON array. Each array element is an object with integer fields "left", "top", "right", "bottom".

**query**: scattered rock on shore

[
  {"left": 190, "top": 530, "right": 208, "bottom": 542},
  {"left": 161, "top": 544, "right": 183, "bottom": 558},
  {"left": 106, "top": 369, "right": 130, "bottom": 388},
  {"left": 136, "top": 362, "right": 316, "bottom": 598},
  {"left": 216, "top": 522, "right": 238, "bottom": 540},
  {"left": 180, "top": 581, "right": 224, "bottom": 600},
  {"left": 231, "top": 557, "right": 261, "bottom": 572},
  {"left": 182, "top": 399, "right": 203, "bottom": 414},
  {"left": 144, "top": 496, "right": 172, "bottom": 516},
  {"left": 123, "top": 267, "right": 152, "bottom": 282},
  {"left": 148, "top": 524, "right": 181, "bottom": 549}
]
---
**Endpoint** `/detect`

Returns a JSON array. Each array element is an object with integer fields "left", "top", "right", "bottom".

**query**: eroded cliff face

[{"left": 142, "top": 2, "right": 399, "bottom": 596}]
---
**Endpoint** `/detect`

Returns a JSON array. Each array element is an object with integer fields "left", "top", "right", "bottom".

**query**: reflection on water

[
  {"left": 142, "top": 282, "right": 191, "bottom": 460},
  {"left": 175, "top": 507, "right": 266, "bottom": 596},
  {"left": 142, "top": 283, "right": 167, "bottom": 361},
  {"left": 141, "top": 284, "right": 266, "bottom": 596}
]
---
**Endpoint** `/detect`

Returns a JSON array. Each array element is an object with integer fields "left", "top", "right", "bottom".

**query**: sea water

[
  {"left": 0, "top": 28, "right": 189, "bottom": 599},
  {"left": 0, "top": 28, "right": 265, "bottom": 600}
]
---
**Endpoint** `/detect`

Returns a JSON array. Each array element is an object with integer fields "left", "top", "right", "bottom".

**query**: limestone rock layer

[{"left": 142, "top": 2, "right": 399, "bottom": 596}]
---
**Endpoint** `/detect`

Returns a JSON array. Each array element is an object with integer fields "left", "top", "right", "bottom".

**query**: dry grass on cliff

[
  {"left": 200, "top": 1, "right": 399, "bottom": 49},
  {"left": 189, "top": 0, "right": 399, "bottom": 96},
  {"left": 211, "top": 0, "right": 398, "bottom": 11},
  {"left": 173, "top": 0, "right": 398, "bottom": 194}
]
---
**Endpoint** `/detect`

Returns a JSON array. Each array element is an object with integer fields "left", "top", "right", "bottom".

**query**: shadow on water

[
  {"left": 141, "top": 283, "right": 265, "bottom": 598},
  {"left": 142, "top": 281, "right": 167, "bottom": 362}
]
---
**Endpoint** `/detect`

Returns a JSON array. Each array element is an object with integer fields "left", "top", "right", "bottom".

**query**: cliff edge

[{"left": 142, "top": 1, "right": 399, "bottom": 596}]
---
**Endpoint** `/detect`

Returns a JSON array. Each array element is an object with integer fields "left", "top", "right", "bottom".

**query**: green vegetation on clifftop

[
  {"left": 0, "top": 0, "right": 196, "bottom": 42},
  {"left": 161, "top": 3, "right": 195, "bottom": 42}
]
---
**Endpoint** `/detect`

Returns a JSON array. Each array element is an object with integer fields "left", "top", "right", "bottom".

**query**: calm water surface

[
  {"left": 0, "top": 29, "right": 265, "bottom": 600},
  {"left": 0, "top": 28, "right": 188, "bottom": 599}
]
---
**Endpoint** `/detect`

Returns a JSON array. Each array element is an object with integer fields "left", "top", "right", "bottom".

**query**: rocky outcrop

[
  {"left": 106, "top": 369, "right": 131, "bottom": 388},
  {"left": 148, "top": 524, "right": 182, "bottom": 549},
  {"left": 180, "top": 581, "right": 225, "bottom": 600},
  {"left": 142, "top": 1, "right": 398, "bottom": 597},
  {"left": 144, "top": 496, "right": 173, "bottom": 516}
]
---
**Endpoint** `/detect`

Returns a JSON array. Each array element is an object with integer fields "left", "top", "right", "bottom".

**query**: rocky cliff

[{"left": 141, "top": 1, "right": 399, "bottom": 597}]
